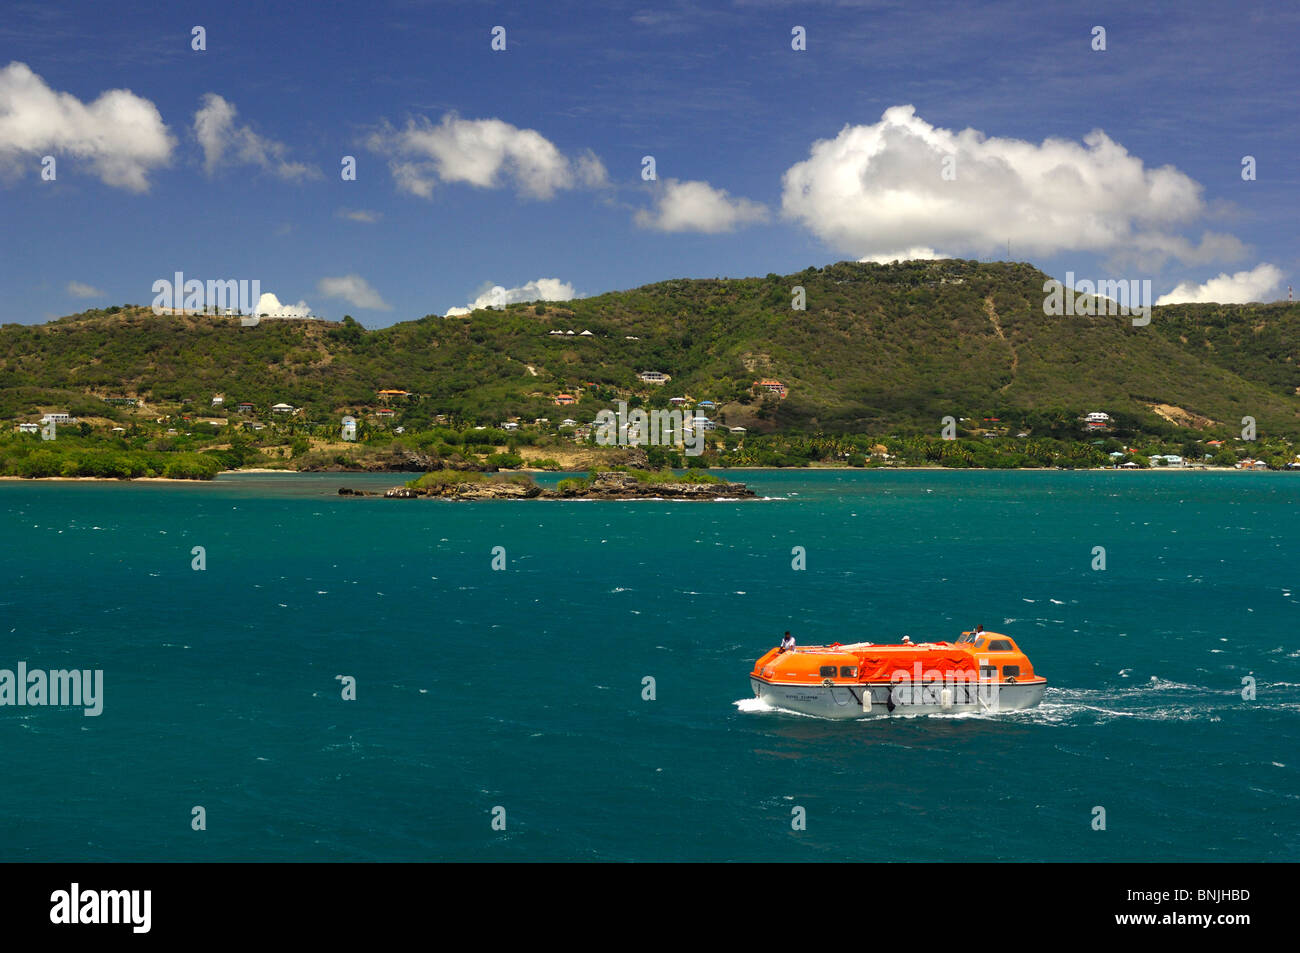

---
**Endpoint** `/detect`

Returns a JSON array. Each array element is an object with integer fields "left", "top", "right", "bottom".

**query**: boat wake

[{"left": 735, "top": 677, "right": 1300, "bottom": 724}]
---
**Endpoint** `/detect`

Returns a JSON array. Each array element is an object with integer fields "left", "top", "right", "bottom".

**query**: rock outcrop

[
  {"left": 343, "top": 470, "right": 756, "bottom": 501},
  {"left": 542, "top": 471, "right": 755, "bottom": 499}
]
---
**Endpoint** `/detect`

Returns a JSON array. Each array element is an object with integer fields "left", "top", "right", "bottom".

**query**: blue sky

[{"left": 1, "top": 0, "right": 1296, "bottom": 326}]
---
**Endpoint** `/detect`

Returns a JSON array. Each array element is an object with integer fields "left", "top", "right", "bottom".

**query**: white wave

[{"left": 733, "top": 697, "right": 816, "bottom": 717}]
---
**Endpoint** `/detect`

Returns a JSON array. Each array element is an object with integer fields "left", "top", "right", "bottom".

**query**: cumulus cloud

[
  {"left": 316, "top": 274, "right": 392, "bottom": 311},
  {"left": 0, "top": 61, "right": 173, "bottom": 191},
  {"left": 1155, "top": 263, "right": 1284, "bottom": 305},
  {"left": 367, "top": 113, "right": 607, "bottom": 199},
  {"left": 67, "top": 280, "right": 105, "bottom": 298},
  {"left": 634, "top": 178, "right": 769, "bottom": 233},
  {"left": 860, "top": 247, "right": 947, "bottom": 265},
  {"left": 782, "top": 105, "right": 1238, "bottom": 267},
  {"left": 336, "top": 208, "right": 381, "bottom": 223},
  {"left": 444, "top": 278, "right": 576, "bottom": 317},
  {"left": 254, "top": 292, "right": 313, "bottom": 317},
  {"left": 194, "top": 93, "right": 318, "bottom": 181}
]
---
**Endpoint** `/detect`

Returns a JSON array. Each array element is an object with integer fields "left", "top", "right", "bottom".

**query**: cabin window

[
  {"left": 840, "top": 666, "right": 857, "bottom": 678},
  {"left": 979, "top": 665, "right": 998, "bottom": 679},
  {"left": 819, "top": 665, "right": 838, "bottom": 677},
  {"left": 988, "top": 639, "right": 1013, "bottom": 651},
  {"left": 974, "top": 638, "right": 987, "bottom": 648},
  {"left": 1003, "top": 665, "right": 1020, "bottom": 678}
]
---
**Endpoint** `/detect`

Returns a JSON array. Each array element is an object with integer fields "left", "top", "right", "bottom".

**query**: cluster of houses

[{"left": 753, "top": 379, "right": 788, "bottom": 398}]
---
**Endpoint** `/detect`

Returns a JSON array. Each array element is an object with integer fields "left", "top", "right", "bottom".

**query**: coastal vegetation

[{"left": 2, "top": 260, "right": 1298, "bottom": 477}]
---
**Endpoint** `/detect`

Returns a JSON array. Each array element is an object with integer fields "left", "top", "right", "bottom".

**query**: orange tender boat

[{"left": 749, "top": 630, "right": 1046, "bottom": 719}]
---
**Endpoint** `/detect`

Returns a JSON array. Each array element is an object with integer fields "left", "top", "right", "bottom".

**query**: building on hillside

[
  {"left": 237, "top": 402, "right": 255, "bottom": 414},
  {"left": 690, "top": 416, "right": 717, "bottom": 432},
  {"left": 752, "top": 379, "right": 787, "bottom": 398},
  {"left": 554, "top": 393, "right": 577, "bottom": 405},
  {"left": 41, "top": 412, "right": 75, "bottom": 424},
  {"left": 560, "top": 418, "right": 577, "bottom": 427},
  {"left": 375, "top": 408, "right": 396, "bottom": 418},
  {"left": 729, "top": 426, "right": 747, "bottom": 434},
  {"left": 103, "top": 397, "right": 138, "bottom": 407},
  {"left": 669, "top": 396, "right": 691, "bottom": 407},
  {"left": 377, "top": 389, "right": 410, "bottom": 401},
  {"left": 211, "top": 394, "right": 224, "bottom": 406},
  {"left": 638, "top": 371, "right": 670, "bottom": 385},
  {"left": 271, "top": 403, "right": 295, "bottom": 414},
  {"left": 16, "top": 422, "right": 39, "bottom": 434},
  {"left": 502, "top": 421, "right": 519, "bottom": 431}
]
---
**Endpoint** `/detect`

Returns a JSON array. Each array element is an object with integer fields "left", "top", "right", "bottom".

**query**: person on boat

[
  {"left": 974, "top": 624, "right": 986, "bottom": 637},
  {"left": 779, "top": 631, "right": 795, "bottom": 653},
  {"left": 901, "top": 635, "right": 913, "bottom": 644}
]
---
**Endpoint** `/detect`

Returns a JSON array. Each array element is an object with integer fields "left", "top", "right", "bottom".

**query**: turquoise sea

[{"left": 1, "top": 469, "right": 1296, "bottom": 861}]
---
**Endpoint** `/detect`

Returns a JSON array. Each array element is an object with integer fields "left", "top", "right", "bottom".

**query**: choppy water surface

[{"left": 1, "top": 469, "right": 1295, "bottom": 860}]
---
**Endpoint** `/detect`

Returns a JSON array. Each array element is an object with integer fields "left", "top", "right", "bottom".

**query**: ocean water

[{"left": 1, "top": 469, "right": 1296, "bottom": 862}]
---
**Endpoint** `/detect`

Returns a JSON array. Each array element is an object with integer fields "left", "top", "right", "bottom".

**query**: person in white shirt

[{"left": 779, "top": 631, "right": 795, "bottom": 653}]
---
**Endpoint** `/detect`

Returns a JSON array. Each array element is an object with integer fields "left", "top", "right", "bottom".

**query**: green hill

[{"left": 2, "top": 259, "right": 1297, "bottom": 438}]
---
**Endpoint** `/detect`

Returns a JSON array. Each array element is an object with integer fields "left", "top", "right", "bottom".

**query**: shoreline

[
  {"left": 0, "top": 475, "right": 212, "bottom": 483},
  {"left": 0, "top": 465, "right": 1283, "bottom": 484}
]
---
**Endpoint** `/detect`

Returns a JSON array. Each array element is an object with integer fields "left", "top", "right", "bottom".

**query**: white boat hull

[{"left": 750, "top": 677, "right": 1046, "bottom": 720}]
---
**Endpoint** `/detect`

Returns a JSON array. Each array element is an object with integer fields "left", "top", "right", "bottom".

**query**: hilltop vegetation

[{"left": 1, "top": 260, "right": 1297, "bottom": 450}]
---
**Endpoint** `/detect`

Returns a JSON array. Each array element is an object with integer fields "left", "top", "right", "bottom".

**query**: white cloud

[
  {"left": 254, "top": 292, "right": 313, "bottom": 317},
  {"left": 781, "top": 105, "right": 1237, "bottom": 266},
  {"left": 634, "top": 178, "right": 764, "bottom": 232},
  {"left": 0, "top": 61, "right": 173, "bottom": 191},
  {"left": 194, "top": 93, "right": 318, "bottom": 181},
  {"left": 634, "top": 178, "right": 769, "bottom": 233},
  {"left": 859, "top": 247, "right": 947, "bottom": 264},
  {"left": 367, "top": 113, "right": 607, "bottom": 199},
  {"left": 1155, "top": 263, "right": 1284, "bottom": 305},
  {"left": 337, "top": 208, "right": 381, "bottom": 223},
  {"left": 67, "top": 280, "right": 106, "bottom": 298},
  {"left": 316, "top": 274, "right": 392, "bottom": 311},
  {"left": 445, "top": 278, "right": 576, "bottom": 316}
]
